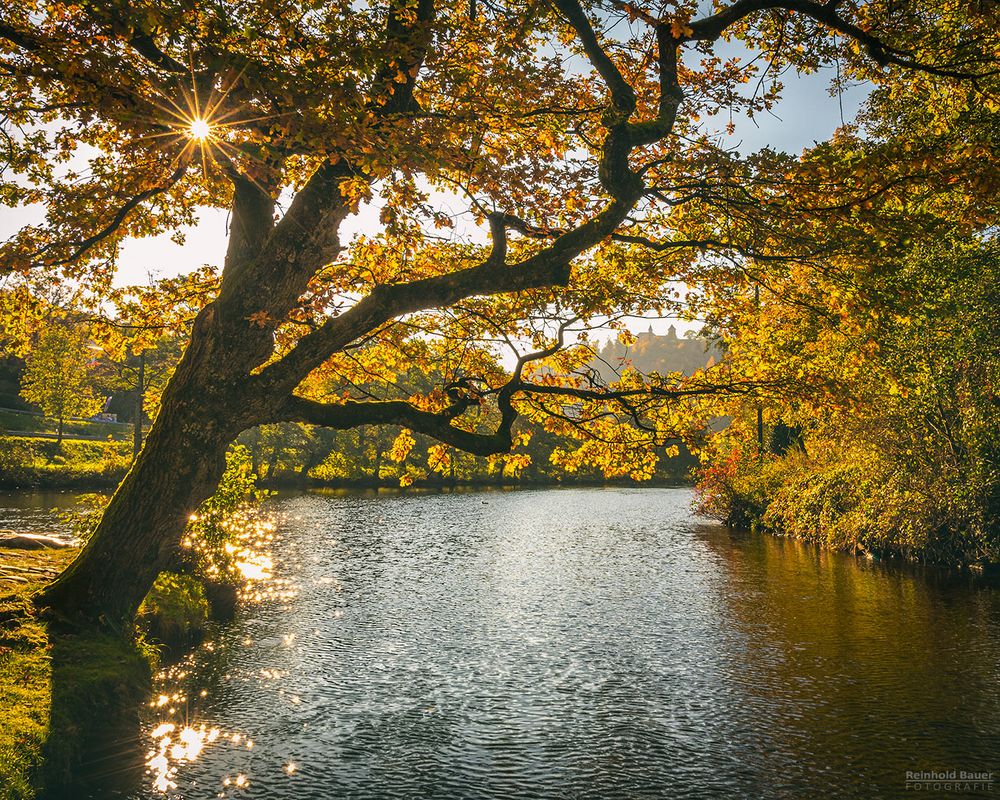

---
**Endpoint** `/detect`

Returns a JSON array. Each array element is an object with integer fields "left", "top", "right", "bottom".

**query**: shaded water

[
  {"left": 0, "top": 489, "right": 81, "bottom": 539},
  {"left": 44, "top": 488, "right": 1000, "bottom": 797}
]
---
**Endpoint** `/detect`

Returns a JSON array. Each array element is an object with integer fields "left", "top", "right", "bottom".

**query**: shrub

[{"left": 138, "top": 572, "right": 209, "bottom": 648}]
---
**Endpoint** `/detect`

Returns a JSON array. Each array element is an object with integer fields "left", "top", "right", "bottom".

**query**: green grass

[
  {"left": 0, "top": 549, "right": 153, "bottom": 799},
  {"left": 0, "top": 436, "right": 133, "bottom": 488},
  {"left": 138, "top": 572, "right": 210, "bottom": 650},
  {"left": 0, "top": 410, "right": 131, "bottom": 441}
]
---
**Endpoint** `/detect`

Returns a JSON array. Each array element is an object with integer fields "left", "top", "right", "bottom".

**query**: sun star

[{"left": 188, "top": 118, "right": 211, "bottom": 140}]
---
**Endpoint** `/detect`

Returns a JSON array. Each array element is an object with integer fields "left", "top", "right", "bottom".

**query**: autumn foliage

[{"left": 0, "top": 0, "right": 998, "bottom": 619}]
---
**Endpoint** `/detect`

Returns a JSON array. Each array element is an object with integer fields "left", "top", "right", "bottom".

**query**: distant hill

[{"left": 591, "top": 325, "right": 722, "bottom": 384}]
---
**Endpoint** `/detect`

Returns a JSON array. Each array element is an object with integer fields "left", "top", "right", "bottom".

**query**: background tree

[
  {"left": 20, "top": 324, "right": 102, "bottom": 446},
  {"left": 683, "top": 60, "right": 1000, "bottom": 561},
  {"left": 0, "top": 0, "right": 995, "bottom": 624},
  {"left": 91, "top": 335, "right": 185, "bottom": 456}
]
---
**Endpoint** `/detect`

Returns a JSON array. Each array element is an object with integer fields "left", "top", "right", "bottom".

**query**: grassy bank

[
  {"left": 0, "top": 410, "right": 131, "bottom": 441},
  {"left": 0, "top": 549, "right": 153, "bottom": 800},
  {"left": 0, "top": 436, "right": 131, "bottom": 489}
]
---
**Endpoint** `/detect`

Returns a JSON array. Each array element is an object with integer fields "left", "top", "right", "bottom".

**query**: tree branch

[
  {"left": 249, "top": 0, "right": 686, "bottom": 402},
  {"left": 682, "top": 0, "right": 992, "bottom": 79},
  {"left": 213, "top": 0, "right": 437, "bottom": 330},
  {"left": 27, "top": 162, "right": 188, "bottom": 268},
  {"left": 551, "top": 0, "right": 636, "bottom": 115},
  {"left": 270, "top": 323, "right": 575, "bottom": 456},
  {"left": 271, "top": 395, "right": 515, "bottom": 456}
]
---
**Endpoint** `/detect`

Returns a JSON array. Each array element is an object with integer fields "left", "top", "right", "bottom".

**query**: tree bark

[{"left": 39, "top": 421, "right": 229, "bottom": 625}]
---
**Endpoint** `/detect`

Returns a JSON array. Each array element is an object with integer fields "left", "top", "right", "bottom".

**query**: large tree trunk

[
  {"left": 38, "top": 305, "right": 258, "bottom": 626},
  {"left": 40, "top": 415, "right": 229, "bottom": 625}
]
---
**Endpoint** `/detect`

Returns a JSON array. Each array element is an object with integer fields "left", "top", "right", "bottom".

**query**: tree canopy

[
  {"left": 19, "top": 324, "right": 102, "bottom": 444},
  {"left": 2, "top": 0, "right": 998, "bottom": 620}
]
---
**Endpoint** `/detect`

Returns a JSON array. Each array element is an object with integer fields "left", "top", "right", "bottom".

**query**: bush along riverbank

[
  {"left": 0, "top": 446, "right": 269, "bottom": 799},
  {"left": 690, "top": 241, "right": 999, "bottom": 570},
  {"left": 696, "top": 436, "right": 999, "bottom": 570}
]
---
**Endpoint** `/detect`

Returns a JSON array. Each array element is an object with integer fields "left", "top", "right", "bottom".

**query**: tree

[
  {"left": 19, "top": 324, "right": 102, "bottom": 446},
  {"left": 91, "top": 335, "right": 185, "bottom": 457},
  {"left": 0, "top": 0, "right": 995, "bottom": 624},
  {"left": 692, "top": 236, "right": 1000, "bottom": 560},
  {"left": 681, "top": 37, "right": 1000, "bottom": 560}
]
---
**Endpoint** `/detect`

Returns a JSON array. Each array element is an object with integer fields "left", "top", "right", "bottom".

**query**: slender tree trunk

[
  {"left": 298, "top": 443, "right": 327, "bottom": 485},
  {"left": 246, "top": 428, "right": 261, "bottom": 475},
  {"left": 56, "top": 414, "right": 64, "bottom": 448},
  {"left": 264, "top": 446, "right": 279, "bottom": 482},
  {"left": 133, "top": 351, "right": 145, "bottom": 458}
]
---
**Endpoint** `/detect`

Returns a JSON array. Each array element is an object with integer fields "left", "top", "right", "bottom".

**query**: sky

[
  {"left": 116, "top": 62, "right": 867, "bottom": 287},
  {"left": 2, "top": 36, "right": 869, "bottom": 339}
]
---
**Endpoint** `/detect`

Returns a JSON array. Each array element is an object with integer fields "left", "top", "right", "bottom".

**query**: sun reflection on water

[
  {"left": 147, "top": 723, "right": 219, "bottom": 792},
  {"left": 234, "top": 553, "right": 273, "bottom": 582},
  {"left": 143, "top": 507, "right": 300, "bottom": 795}
]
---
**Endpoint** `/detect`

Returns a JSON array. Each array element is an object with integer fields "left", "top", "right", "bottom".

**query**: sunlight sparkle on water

[
  {"left": 142, "top": 508, "right": 289, "bottom": 794},
  {"left": 148, "top": 724, "right": 213, "bottom": 792},
  {"left": 235, "top": 553, "right": 272, "bottom": 581},
  {"left": 223, "top": 773, "right": 250, "bottom": 789}
]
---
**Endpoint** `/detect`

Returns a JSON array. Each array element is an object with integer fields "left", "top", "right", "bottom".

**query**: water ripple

[{"left": 126, "top": 487, "right": 1000, "bottom": 800}]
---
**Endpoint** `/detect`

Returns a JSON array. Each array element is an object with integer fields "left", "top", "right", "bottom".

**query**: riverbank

[
  {"left": 262, "top": 474, "right": 695, "bottom": 491},
  {"left": 696, "top": 446, "right": 999, "bottom": 570},
  {"left": 0, "top": 439, "right": 695, "bottom": 492},
  {"left": 0, "top": 549, "right": 152, "bottom": 800}
]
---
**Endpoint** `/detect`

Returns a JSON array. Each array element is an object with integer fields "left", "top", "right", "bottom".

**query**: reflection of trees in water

[{"left": 698, "top": 524, "right": 1000, "bottom": 797}]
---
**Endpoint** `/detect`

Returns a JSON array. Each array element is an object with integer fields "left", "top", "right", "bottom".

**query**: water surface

[
  {"left": 0, "top": 489, "right": 82, "bottom": 539},
  {"left": 75, "top": 488, "right": 1000, "bottom": 797}
]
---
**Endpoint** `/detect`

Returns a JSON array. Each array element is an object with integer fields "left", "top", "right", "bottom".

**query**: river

[{"left": 3, "top": 487, "right": 998, "bottom": 798}]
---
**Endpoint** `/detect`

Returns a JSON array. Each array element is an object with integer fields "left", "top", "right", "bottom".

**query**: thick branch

[
  {"left": 214, "top": 0, "right": 436, "bottom": 330},
  {"left": 272, "top": 395, "right": 515, "bottom": 456},
  {"left": 221, "top": 173, "right": 277, "bottom": 277},
  {"left": 371, "top": 0, "right": 436, "bottom": 115},
  {"left": 513, "top": 378, "right": 780, "bottom": 402},
  {"left": 552, "top": 0, "right": 637, "bottom": 114},
  {"left": 252, "top": 243, "right": 576, "bottom": 398},
  {"left": 270, "top": 327, "right": 574, "bottom": 456},
  {"left": 486, "top": 212, "right": 508, "bottom": 266},
  {"left": 251, "top": 0, "right": 684, "bottom": 402},
  {"left": 123, "top": 28, "right": 188, "bottom": 73},
  {"left": 270, "top": 370, "right": 778, "bottom": 459},
  {"left": 0, "top": 22, "right": 39, "bottom": 52}
]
